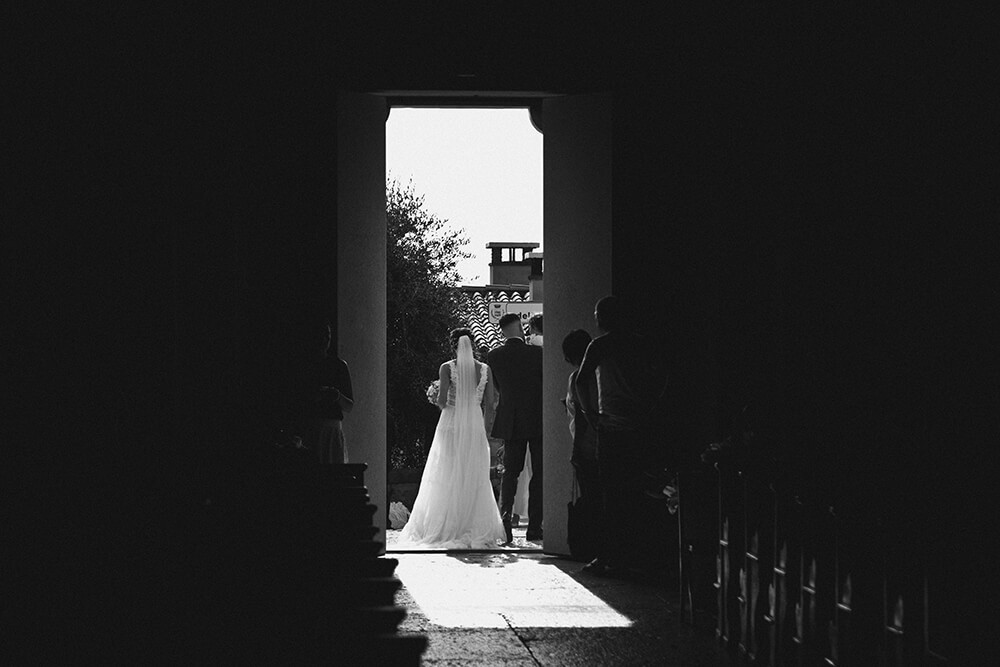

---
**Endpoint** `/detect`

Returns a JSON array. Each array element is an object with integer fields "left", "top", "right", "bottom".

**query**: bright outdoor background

[{"left": 386, "top": 107, "right": 543, "bottom": 285}]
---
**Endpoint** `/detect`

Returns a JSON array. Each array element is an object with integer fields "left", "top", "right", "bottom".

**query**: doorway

[
  {"left": 384, "top": 106, "right": 543, "bottom": 552},
  {"left": 337, "top": 91, "right": 612, "bottom": 556}
]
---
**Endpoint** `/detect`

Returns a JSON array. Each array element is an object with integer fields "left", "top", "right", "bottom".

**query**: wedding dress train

[{"left": 399, "top": 337, "right": 506, "bottom": 549}]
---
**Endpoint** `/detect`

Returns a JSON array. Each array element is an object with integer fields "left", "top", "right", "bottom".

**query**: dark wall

[
  {"left": 10, "top": 13, "right": 345, "bottom": 654},
  {"left": 13, "top": 0, "right": 992, "bottom": 524},
  {"left": 9, "top": 4, "right": 993, "bottom": 656},
  {"left": 608, "top": 5, "right": 995, "bottom": 501},
  {"left": 21, "top": 12, "right": 343, "bottom": 448}
]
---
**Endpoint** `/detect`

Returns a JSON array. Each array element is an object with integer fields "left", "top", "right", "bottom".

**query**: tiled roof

[{"left": 454, "top": 286, "right": 531, "bottom": 351}]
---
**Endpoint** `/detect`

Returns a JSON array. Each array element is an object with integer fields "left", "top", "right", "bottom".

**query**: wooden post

[{"left": 715, "top": 462, "right": 729, "bottom": 645}]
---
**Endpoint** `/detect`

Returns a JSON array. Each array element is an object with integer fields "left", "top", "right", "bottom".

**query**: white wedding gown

[{"left": 399, "top": 337, "right": 506, "bottom": 549}]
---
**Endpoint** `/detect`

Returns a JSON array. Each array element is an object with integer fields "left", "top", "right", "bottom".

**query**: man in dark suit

[
  {"left": 488, "top": 312, "right": 544, "bottom": 543},
  {"left": 575, "top": 295, "right": 668, "bottom": 575}
]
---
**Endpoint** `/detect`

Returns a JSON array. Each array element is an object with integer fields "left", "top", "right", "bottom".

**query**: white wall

[
  {"left": 542, "top": 93, "right": 613, "bottom": 556},
  {"left": 337, "top": 92, "right": 388, "bottom": 545}
]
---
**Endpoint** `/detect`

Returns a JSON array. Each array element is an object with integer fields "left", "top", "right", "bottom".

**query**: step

[
  {"left": 360, "top": 557, "right": 399, "bottom": 578},
  {"left": 322, "top": 577, "right": 402, "bottom": 606},
  {"left": 342, "top": 634, "right": 428, "bottom": 666},
  {"left": 343, "top": 605, "right": 409, "bottom": 634}
]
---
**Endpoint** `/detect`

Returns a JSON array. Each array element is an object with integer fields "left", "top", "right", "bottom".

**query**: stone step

[
  {"left": 345, "top": 634, "right": 428, "bottom": 666},
  {"left": 315, "top": 539, "right": 384, "bottom": 562},
  {"left": 343, "top": 605, "right": 409, "bottom": 634},
  {"left": 360, "top": 556, "right": 399, "bottom": 578},
  {"left": 322, "top": 576, "right": 402, "bottom": 607},
  {"left": 290, "top": 523, "right": 379, "bottom": 545}
]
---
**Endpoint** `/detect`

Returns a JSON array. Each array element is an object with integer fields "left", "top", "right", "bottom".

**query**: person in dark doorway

[
  {"left": 576, "top": 296, "right": 667, "bottom": 575},
  {"left": 488, "top": 313, "right": 544, "bottom": 543},
  {"left": 301, "top": 321, "right": 354, "bottom": 463},
  {"left": 511, "top": 313, "right": 542, "bottom": 531},
  {"left": 562, "top": 328, "right": 601, "bottom": 562},
  {"left": 563, "top": 329, "right": 599, "bottom": 499}
]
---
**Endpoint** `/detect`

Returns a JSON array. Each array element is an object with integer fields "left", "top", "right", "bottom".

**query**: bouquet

[
  {"left": 425, "top": 379, "right": 440, "bottom": 405},
  {"left": 491, "top": 442, "right": 505, "bottom": 478}
]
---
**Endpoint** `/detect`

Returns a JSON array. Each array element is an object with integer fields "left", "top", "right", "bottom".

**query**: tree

[{"left": 386, "top": 177, "right": 472, "bottom": 469}]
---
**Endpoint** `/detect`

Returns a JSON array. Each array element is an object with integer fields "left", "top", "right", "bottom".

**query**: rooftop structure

[
  {"left": 458, "top": 241, "right": 544, "bottom": 351},
  {"left": 487, "top": 241, "right": 540, "bottom": 289}
]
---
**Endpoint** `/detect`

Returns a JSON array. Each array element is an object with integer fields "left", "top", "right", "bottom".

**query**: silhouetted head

[
  {"left": 450, "top": 327, "right": 474, "bottom": 351},
  {"left": 528, "top": 313, "right": 543, "bottom": 335},
  {"left": 498, "top": 313, "right": 524, "bottom": 340},
  {"left": 562, "top": 329, "right": 593, "bottom": 367},
  {"left": 594, "top": 295, "right": 621, "bottom": 333},
  {"left": 314, "top": 320, "right": 333, "bottom": 356}
]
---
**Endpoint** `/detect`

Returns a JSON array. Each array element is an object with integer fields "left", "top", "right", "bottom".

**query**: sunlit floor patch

[
  {"left": 394, "top": 553, "right": 633, "bottom": 628},
  {"left": 385, "top": 526, "right": 542, "bottom": 552}
]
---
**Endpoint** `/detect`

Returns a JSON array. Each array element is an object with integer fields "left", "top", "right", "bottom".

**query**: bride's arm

[
  {"left": 482, "top": 367, "right": 498, "bottom": 431},
  {"left": 575, "top": 339, "right": 600, "bottom": 418},
  {"left": 436, "top": 362, "right": 450, "bottom": 410}
]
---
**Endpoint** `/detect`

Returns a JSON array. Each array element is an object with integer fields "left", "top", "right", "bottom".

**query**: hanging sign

[{"left": 488, "top": 301, "right": 543, "bottom": 325}]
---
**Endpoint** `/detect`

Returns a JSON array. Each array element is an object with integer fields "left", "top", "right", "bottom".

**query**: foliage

[{"left": 386, "top": 177, "right": 472, "bottom": 469}]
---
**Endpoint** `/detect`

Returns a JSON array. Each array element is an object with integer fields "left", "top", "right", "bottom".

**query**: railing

[{"left": 677, "top": 426, "right": 954, "bottom": 665}]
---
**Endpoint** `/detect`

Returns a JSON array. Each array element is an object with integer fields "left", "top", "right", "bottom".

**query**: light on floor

[{"left": 394, "top": 553, "right": 634, "bottom": 628}]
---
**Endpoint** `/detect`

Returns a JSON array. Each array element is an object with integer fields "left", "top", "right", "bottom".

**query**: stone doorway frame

[{"left": 338, "top": 90, "right": 612, "bottom": 556}]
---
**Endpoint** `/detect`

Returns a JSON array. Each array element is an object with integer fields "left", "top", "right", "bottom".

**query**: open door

[
  {"left": 542, "top": 93, "right": 613, "bottom": 556},
  {"left": 337, "top": 91, "right": 388, "bottom": 546},
  {"left": 338, "top": 91, "right": 609, "bottom": 554}
]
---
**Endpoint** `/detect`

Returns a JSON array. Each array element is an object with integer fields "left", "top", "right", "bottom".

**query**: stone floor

[
  {"left": 391, "top": 551, "right": 734, "bottom": 666},
  {"left": 386, "top": 523, "right": 543, "bottom": 552}
]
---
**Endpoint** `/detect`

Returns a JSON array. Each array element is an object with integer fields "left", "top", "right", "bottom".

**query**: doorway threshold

[{"left": 385, "top": 526, "right": 543, "bottom": 553}]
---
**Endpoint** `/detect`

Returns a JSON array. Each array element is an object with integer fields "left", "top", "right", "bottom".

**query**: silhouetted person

[
  {"left": 301, "top": 321, "right": 354, "bottom": 463},
  {"left": 478, "top": 342, "right": 504, "bottom": 501},
  {"left": 528, "top": 313, "right": 543, "bottom": 347},
  {"left": 488, "top": 313, "right": 544, "bottom": 543},
  {"left": 576, "top": 296, "right": 667, "bottom": 575},
  {"left": 563, "top": 328, "right": 601, "bottom": 561},
  {"left": 512, "top": 314, "right": 542, "bottom": 528},
  {"left": 563, "top": 329, "right": 599, "bottom": 499}
]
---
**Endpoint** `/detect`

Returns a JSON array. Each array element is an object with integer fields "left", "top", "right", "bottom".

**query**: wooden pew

[
  {"left": 692, "top": 427, "right": 956, "bottom": 665},
  {"left": 740, "top": 454, "right": 775, "bottom": 663},
  {"left": 715, "top": 457, "right": 744, "bottom": 651},
  {"left": 766, "top": 481, "right": 799, "bottom": 666},
  {"left": 677, "top": 464, "right": 718, "bottom": 629}
]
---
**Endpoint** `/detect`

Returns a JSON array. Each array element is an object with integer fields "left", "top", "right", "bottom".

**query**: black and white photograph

[{"left": 7, "top": 5, "right": 994, "bottom": 664}]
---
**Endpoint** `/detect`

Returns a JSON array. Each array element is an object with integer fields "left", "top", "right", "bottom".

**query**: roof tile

[{"left": 455, "top": 287, "right": 531, "bottom": 351}]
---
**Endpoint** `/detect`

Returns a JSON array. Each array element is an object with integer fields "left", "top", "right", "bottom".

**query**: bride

[{"left": 399, "top": 328, "right": 507, "bottom": 548}]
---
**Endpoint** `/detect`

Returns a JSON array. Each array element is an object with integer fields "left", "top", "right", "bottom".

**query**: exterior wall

[
  {"left": 529, "top": 277, "right": 543, "bottom": 302},
  {"left": 489, "top": 261, "right": 533, "bottom": 287}
]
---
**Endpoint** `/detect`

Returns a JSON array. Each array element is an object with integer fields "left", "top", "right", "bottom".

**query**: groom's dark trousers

[
  {"left": 500, "top": 436, "right": 543, "bottom": 532},
  {"left": 487, "top": 337, "right": 544, "bottom": 534}
]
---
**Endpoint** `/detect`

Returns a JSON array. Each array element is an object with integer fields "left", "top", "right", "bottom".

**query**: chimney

[
  {"left": 486, "top": 242, "right": 539, "bottom": 288},
  {"left": 527, "top": 252, "right": 543, "bottom": 302}
]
